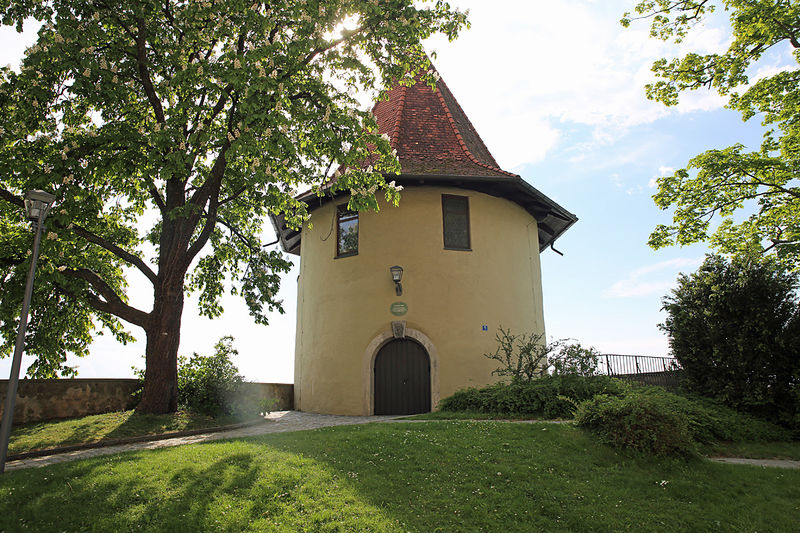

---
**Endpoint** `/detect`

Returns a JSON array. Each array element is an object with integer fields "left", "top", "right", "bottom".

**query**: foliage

[
  {"left": 575, "top": 386, "right": 791, "bottom": 458},
  {"left": 438, "top": 375, "right": 629, "bottom": 418},
  {"left": 623, "top": 1, "right": 800, "bottom": 269},
  {"left": 660, "top": 254, "right": 800, "bottom": 426},
  {"left": 483, "top": 327, "right": 549, "bottom": 382},
  {"left": 4, "top": 423, "right": 800, "bottom": 532},
  {"left": 0, "top": 1, "right": 468, "bottom": 411},
  {"left": 550, "top": 341, "right": 599, "bottom": 377},
  {"left": 575, "top": 391, "right": 697, "bottom": 456},
  {"left": 484, "top": 327, "right": 600, "bottom": 382},
  {"left": 177, "top": 336, "right": 249, "bottom": 416}
]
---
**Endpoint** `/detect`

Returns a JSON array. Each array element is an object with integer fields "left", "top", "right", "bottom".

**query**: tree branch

[
  {"left": 71, "top": 224, "right": 158, "bottom": 284},
  {"left": 61, "top": 268, "right": 150, "bottom": 328},
  {"left": 145, "top": 177, "right": 167, "bottom": 212},
  {"left": 136, "top": 16, "right": 166, "bottom": 123},
  {"left": 0, "top": 188, "right": 24, "bottom": 209},
  {"left": 216, "top": 215, "right": 259, "bottom": 252},
  {"left": 218, "top": 186, "right": 247, "bottom": 206}
]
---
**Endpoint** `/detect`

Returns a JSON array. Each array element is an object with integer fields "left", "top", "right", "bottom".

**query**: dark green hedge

[{"left": 438, "top": 375, "right": 627, "bottom": 418}]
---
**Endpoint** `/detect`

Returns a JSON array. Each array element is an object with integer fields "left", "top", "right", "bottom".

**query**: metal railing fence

[{"left": 597, "top": 354, "right": 682, "bottom": 390}]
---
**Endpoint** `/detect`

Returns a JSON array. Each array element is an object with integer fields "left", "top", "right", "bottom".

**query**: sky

[{"left": 0, "top": 1, "right": 790, "bottom": 383}]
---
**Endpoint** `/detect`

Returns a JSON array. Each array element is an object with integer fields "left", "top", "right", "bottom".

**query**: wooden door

[{"left": 374, "top": 339, "right": 431, "bottom": 415}]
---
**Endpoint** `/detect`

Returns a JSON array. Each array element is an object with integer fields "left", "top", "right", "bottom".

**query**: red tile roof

[{"left": 372, "top": 71, "right": 517, "bottom": 178}]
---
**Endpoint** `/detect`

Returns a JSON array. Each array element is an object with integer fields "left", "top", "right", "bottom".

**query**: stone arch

[{"left": 363, "top": 327, "right": 440, "bottom": 415}]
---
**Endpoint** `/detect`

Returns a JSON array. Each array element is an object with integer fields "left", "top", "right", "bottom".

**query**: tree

[
  {"left": 623, "top": 1, "right": 800, "bottom": 269},
  {"left": 0, "top": 0, "right": 468, "bottom": 412},
  {"left": 660, "top": 254, "right": 800, "bottom": 425}
]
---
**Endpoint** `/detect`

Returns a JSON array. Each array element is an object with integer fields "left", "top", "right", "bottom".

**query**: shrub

[
  {"left": 483, "top": 328, "right": 549, "bottom": 382},
  {"left": 483, "top": 327, "right": 601, "bottom": 382},
  {"left": 178, "top": 336, "right": 246, "bottom": 416},
  {"left": 574, "top": 391, "right": 696, "bottom": 456},
  {"left": 661, "top": 254, "right": 800, "bottom": 426},
  {"left": 550, "top": 342, "right": 599, "bottom": 377},
  {"left": 575, "top": 387, "right": 791, "bottom": 456},
  {"left": 439, "top": 375, "right": 628, "bottom": 418}
]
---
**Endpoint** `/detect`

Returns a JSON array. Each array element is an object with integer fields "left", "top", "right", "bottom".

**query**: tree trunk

[{"left": 137, "top": 279, "right": 185, "bottom": 413}]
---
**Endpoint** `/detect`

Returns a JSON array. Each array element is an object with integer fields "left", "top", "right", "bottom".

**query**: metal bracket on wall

[{"left": 391, "top": 320, "right": 406, "bottom": 339}]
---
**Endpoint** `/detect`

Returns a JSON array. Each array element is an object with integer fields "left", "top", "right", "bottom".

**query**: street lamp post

[{"left": 0, "top": 190, "right": 56, "bottom": 473}]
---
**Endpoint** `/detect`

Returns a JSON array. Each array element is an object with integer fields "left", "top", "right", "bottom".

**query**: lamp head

[
  {"left": 390, "top": 265, "right": 403, "bottom": 282},
  {"left": 24, "top": 190, "right": 56, "bottom": 222}
]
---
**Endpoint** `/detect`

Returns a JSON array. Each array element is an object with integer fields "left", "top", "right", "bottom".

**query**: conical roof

[
  {"left": 271, "top": 65, "right": 577, "bottom": 255},
  {"left": 372, "top": 75, "right": 514, "bottom": 177}
]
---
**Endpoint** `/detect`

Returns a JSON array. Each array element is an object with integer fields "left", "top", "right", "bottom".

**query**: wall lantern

[
  {"left": 390, "top": 265, "right": 403, "bottom": 296},
  {"left": 0, "top": 189, "right": 56, "bottom": 473}
]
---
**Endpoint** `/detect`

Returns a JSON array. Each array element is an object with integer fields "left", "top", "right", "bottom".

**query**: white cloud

[
  {"left": 649, "top": 165, "right": 674, "bottom": 187},
  {"left": 604, "top": 257, "right": 703, "bottom": 298},
  {"left": 425, "top": 0, "right": 739, "bottom": 168}
]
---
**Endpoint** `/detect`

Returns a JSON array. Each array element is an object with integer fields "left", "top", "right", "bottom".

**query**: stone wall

[
  {"left": 0, "top": 379, "right": 140, "bottom": 425},
  {"left": 235, "top": 382, "right": 294, "bottom": 412},
  {"left": 0, "top": 379, "right": 294, "bottom": 425}
]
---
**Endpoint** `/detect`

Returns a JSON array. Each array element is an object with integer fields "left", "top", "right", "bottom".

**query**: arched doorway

[{"left": 374, "top": 338, "right": 431, "bottom": 415}]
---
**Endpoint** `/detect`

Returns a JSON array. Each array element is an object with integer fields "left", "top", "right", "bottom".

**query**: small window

[
  {"left": 336, "top": 204, "right": 358, "bottom": 257},
  {"left": 442, "top": 194, "right": 471, "bottom": 250}
]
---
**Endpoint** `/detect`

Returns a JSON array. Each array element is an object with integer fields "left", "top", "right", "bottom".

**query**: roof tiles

[{"left": 372, "top": 72, "right": 516, "bottom": 178}]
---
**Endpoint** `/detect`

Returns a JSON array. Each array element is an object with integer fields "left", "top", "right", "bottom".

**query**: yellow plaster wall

[{"left": 294, "top": 185, "right": 545, "bottom": 415}]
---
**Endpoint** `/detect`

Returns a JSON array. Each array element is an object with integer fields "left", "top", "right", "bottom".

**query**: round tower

[{"left": 273, "top": 69, "right": 576, "bottom": 415}]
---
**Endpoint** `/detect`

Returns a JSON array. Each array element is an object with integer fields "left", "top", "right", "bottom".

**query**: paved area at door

[{"left": 5, "top": 411, "right": 401, "bottom": 472}]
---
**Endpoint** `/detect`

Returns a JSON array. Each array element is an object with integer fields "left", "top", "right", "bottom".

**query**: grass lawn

[
  {"left": 8, "top": 410, "right": 260, "bottom": 455},
  {"left": 1, "top": 421, "right": 798, "bottom": 532},
  {"left": 405, "top": 410, "right": 561, "bottom": 421}
]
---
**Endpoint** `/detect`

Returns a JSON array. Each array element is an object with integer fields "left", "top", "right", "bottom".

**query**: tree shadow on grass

[
  {"left": 2, "top": 423, "right": 799, "bottom": 532},
  {"left": 8, "top": 412, "right": 130, "bottom": 454},
  {"left": 0, "top": 438, "right": 399, "bottom": 532}
]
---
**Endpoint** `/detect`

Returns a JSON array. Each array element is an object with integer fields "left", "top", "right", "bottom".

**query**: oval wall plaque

[{"left": 390, "top": 302, "right": 408, "bottom": 316}]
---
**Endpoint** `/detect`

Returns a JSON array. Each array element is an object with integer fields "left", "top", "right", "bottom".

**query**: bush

[
  {"left": 550, "top": 342, "right": 599, "bottom": 377},
  {"left": 483, "top": 328, "right": 549, "bottom": 382},
  {"left": 661, "top": 254, "right": 800, "bottom": 426},
  {"left": 439, "top": 375, "right": 628, "bottom": 418},
  {"left": 178, "top": 336, "right": 247, "bottom": 416},
  {"left": 575, "top": 392, "right": 696, "bottom": 456},
  {"left": 575, "top": 387, "right": 791, "bottom": 456},
  {"left": 483, "top": 327, "right": 601, "bottom": 382}
]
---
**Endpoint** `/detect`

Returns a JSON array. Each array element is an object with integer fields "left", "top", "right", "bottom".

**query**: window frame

[
  {"left": 335, "top": 203, "right": 359, "bottom": 258},
  {"left": 441, "top": 194, "right": 471, "bottom": 251}
]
